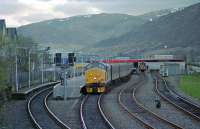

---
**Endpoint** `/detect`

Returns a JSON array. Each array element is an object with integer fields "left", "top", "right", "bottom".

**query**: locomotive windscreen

[{"left": 84, "top": 62, "right": 108, "bottom": 71}]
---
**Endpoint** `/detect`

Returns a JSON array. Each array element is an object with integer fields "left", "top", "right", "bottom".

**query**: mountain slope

[
  {"left": 91, "top": 3, "right": 200, "bottom": 56},
  {"left": 18, "top": 13, "right": 146, "bottom": 51}
]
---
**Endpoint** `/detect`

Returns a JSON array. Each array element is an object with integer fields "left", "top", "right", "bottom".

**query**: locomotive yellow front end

[
  {"left": 85, "top": 68, "right": 106, "bottom": 93},
  {"left": 81, "top": 62, "right": 108, "bottom": 94}
]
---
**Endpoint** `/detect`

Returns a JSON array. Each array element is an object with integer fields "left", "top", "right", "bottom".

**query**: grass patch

[{"left": 180, "top": 73, "right": 200, "bottom": 100}]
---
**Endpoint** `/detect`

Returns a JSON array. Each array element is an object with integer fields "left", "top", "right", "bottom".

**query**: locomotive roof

[{"left": 85, "top": 62, "right": 109, "bottom": 70}]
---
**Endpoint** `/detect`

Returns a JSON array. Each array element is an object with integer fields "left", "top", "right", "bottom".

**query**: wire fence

[{"left": 9, "top": 65, "right": 60, "bottom": 91}]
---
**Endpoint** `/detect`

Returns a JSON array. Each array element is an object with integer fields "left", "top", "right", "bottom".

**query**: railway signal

[
  {"left": 55, "top": 53, "right": 62, "bottom": 66},
  {"left": 68, "top": 53, "right": 76, "bottom": 66}
]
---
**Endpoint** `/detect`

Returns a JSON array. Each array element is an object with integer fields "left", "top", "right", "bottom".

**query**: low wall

[{"left": 53, "top": 76, "right": 85, "bottom": 99}]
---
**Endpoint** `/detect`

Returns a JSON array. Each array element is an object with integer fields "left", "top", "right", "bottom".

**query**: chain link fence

[{"left": 9, "top": 68, "right": 60, "bottom": 91}]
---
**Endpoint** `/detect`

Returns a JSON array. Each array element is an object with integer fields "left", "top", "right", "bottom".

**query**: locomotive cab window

[{"left": 85, "top": 62, "right": 108, "bottom": 71}]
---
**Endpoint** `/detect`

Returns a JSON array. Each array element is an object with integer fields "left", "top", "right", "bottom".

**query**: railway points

[
  {"left": 118, "top": 74, "right": 182, "bottom": 129},
  {"left": 1, "top": 57, "right": 200, "bottom": 129},
  {"left": 137, "top": 73, "right": 200, "bottom": 129},
  {"left": 2, "top": 1, "right": 200, "bottom": 128},
  {"left": 100, "top": 76, "right": 146, "bottom": 129}
]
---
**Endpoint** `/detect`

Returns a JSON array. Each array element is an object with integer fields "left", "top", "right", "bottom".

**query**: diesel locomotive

[
  {"left": 138, "top": 62, "right": 146, "bottom": 72},
  {"left": 80, "top": 62, "right": 133, "bottom": 94}
]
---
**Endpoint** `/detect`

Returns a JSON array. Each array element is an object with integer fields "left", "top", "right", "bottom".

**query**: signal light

[
  {"left": 68, "top": 53, "right": 76, "bottom": 66},
  {"left": 55, "top": 53, "right": 61, "bottom": 66}
]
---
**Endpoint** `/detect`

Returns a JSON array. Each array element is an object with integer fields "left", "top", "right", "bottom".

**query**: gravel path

[
  {"left": 0, "top": 100, "right": 34, "bottom": 129},
  {"left": 48, "top": 96, "right": 82, "bottom": 129},
  {"left": 135, "top": 73, "right": 200, "bottom": 129},
  {"left": 101, "top": 76, "right": 145, "bottom": 129}
]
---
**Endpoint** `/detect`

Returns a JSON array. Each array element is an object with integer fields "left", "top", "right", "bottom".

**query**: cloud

[
  {"left": 0, "top": 0, "right": 29, "bottom": 15},
  {"left": 54, "top": 0, "right": 103, "bottom": 17},
  {"left": 0, "top": 0, "right": 67, "bottom": 26},
  {"left": 87, "top": 7, "right": 102, "bottom": 14}
]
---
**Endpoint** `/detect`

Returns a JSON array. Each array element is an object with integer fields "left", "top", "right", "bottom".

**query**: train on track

[
  {"left": 80, "top": 62, "right": 133, "bottom": 94},
  {"left": 138, "top": 62, "right": 146, "bottom": 72}
]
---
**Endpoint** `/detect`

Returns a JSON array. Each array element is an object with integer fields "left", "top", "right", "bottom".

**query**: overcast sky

[{"left": 0, "top": 0, "right": 199, "bottom": 27}]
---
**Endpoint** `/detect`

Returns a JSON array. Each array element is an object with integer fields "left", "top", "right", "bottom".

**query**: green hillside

[
  {"left": 18, "top": 3, "right": 200, "bottom": 60},
  {"left": 88, "top": 3, "right": 200, "bottom": 58},
  {"left": 18, "top": 13, "right": 146, "bottom": 51}
]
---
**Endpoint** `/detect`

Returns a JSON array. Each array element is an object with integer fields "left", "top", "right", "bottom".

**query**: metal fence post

[
  {"left": 42, "top": 53, "right": 44, "bottom": 84},
  {"left": 15, "top": 54, "right": 19, "bottom": 92},
  {"left": 64, "top": 68, "right": 67, "bottom": 100},
  {"left": 28, "top": 49, "right": 31, "bottom": 88}
]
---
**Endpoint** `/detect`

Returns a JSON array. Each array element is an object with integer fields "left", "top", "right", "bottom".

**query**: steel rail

[
  {"left": 118, "top": 79, "right": 154, "bottom": 129},
  {"left": 27, "top": 88, "right": 49, "bottom": 129},
  {"left": 44, "top": 91, "right": 71, "bottom": 129},
  {"left": 155, "top": 75, "right": 200, "bottom": 121},
  {"left": 27, "top": 87, "right": 71, "bottom": 129},
  {"left": 80, "top": 95, "right": 88, "bottom": 129},
  {"left": 98, "top": 94, "right": 116, "bottom": 129},
  {"left": 132, "top": 77, "right": 183, "bottom": 129}
]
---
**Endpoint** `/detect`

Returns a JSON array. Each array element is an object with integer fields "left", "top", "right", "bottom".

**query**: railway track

[
  {"left": 27, "top": 87, "right": 71, "bottom": 129},
  {"left": 155, "top": 74, "right": 200, "bottom": 121},
  {"left": 80, "top": 95, "right": 115, "bottom": 129},
  {"left": 118, "top": 74, "right": 183, "bottom": 129},
  {"left": 97, "top": 76, "right": 146, "bottom": 129}
]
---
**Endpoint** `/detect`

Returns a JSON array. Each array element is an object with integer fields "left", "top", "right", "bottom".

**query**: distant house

[
  {"left": 0, "top": 19, "right": 6, "bottom": 40},
  {"left": 6, "top": 27, "right": 18, "bottom": 40}
]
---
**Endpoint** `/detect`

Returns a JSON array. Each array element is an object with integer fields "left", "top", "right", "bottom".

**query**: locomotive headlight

[{"left": 94, "top": 77, "right": 97, "bottom": 80}]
